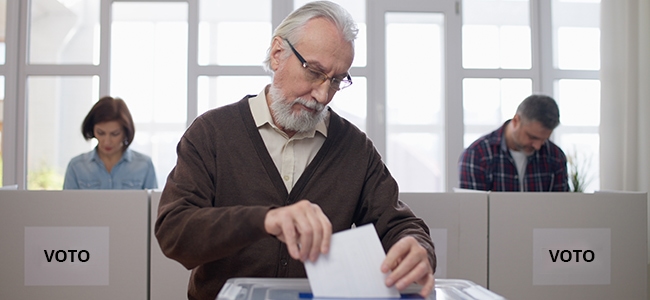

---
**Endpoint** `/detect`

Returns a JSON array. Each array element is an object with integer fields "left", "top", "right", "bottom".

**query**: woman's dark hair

[{"left": 81, "top": 96, "right": 135, "bottom": 147}]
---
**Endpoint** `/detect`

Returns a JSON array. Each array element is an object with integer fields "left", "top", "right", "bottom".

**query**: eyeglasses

[{"left": 284, "top": 39, "right": 353, "bottom": 91}]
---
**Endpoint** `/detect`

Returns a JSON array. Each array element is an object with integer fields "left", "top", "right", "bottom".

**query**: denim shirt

[{"left": 63, "top": 148, "right": 158, "bottom": 190}]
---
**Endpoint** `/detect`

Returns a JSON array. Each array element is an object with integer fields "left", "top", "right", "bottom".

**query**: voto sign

[
  {"left": 533, "top": 228, "right": 611, "bottom": 285},
  {"left": 24, "top": 227, "right": 109, "bottom": 286}
]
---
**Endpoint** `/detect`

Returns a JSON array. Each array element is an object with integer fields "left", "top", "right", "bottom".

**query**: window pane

[
  {"left": 294, "top": 0, "right": 367, "bottom": 67},
  {"left": 557, "top": 133, "right": 599, "bottom": 192},
  {"left": 499, "top": 26, "right": 531, "bottom": 69},
  {"left": 0, "top": 43, "right": 4, "bottom": 65},
  {"left": 387, "top": 133, "right": 443, "bottom": 192},
  {"left": 462, "top": 0, "right": 531, "bottom": 69},
  {"left": 386, "top": 12, "right": 445, "bottom": 192},
  {"left": 552, "top": 0, "right": 600, "bottom": 70},
  {"left": 329, "top": 77, "right": 367, "bottom": 132},
  {"left": 500, "top": 78, "right": 533, "bottom": 120},
  {"left": 0, "top": 0, "right": 6, "bottom": 65},
  {"left": 387, "top": 15, "right": 443, "bottom": 125},
  {"left": 197, "top": 76, "right": 271, "bottom": 115},
  {"left": 463, "top": 78, "right": 532, "bottom": 125},
  {"left": 198, "top": 0, "right": 271, "bottom": 66},
  {"left": 29, "top": 0, "right": 100, "bottom": 64},
  {"left": 111, "top": 2, "right": 188, "bottom": 189},
  {"left": 27, "top": 76, "right": 99, "bottom": 190},
  {"left": 464, "top": 133, "right": 482, "bottom": 150},
  {"left": 557, "top": 79, "right": 600, "bottom": 126},
  {"left": 462, "top": 25, "right": 499, "bottom": 69},
  {"left": 463, "top": 78, "right": 501, "bottom": 125},
  {"left": 463, "top": 78, "right": 532, "bottom": 147},
  {"left": 554, "top": 79, "right": 599, "bottom": 192}
]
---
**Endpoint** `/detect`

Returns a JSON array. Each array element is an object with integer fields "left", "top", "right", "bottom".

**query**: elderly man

[{"left": 155, "top": 1, "right": 436, "bottom": 299}]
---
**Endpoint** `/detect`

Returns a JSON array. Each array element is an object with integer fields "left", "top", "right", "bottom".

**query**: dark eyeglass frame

[{"left": 283, "top": 38, "right": 353, "bottom": 91}]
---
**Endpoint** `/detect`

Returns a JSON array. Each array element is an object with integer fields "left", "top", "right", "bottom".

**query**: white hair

[{"left": 262, "top": 1, "right": 358, "bottom": 73}]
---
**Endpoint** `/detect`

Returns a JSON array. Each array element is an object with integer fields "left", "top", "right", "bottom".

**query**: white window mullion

[
  {"left": 446, "top": 0, "right": 464, "bottom": 191},
  {"left": 536, "top": 0, "right": 554, "bottom": 95},
  {"left": 2, "top": 0, "right": 23, "bottom": 187},
  {"left": 187, "top": 0, "right": 199, "bottom": 126},
  {"left": 365, "top": 0, "right": 387, "bottom": 155}
]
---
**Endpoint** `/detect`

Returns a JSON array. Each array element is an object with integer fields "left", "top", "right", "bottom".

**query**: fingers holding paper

[
  {"left": 381, "top": 236, "right": 435, "bottom": 297},
  {"left": 264, "top": 200, "right": 332, "bottom": 262}
]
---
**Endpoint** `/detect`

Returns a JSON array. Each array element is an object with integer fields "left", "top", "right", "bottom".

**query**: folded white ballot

[{"left": 304, "top": 223, "right": 401, "bottom": 299}]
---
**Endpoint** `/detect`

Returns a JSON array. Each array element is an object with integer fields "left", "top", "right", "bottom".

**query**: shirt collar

[
  {"left": 499, "top": 120, "right": 544, "bottom": 159},
  {"left": 89, "top": 147, "right": 132, "bottom": 163},
  {"left": 249, "top": 85, "right": 328, "bottom": 138},
  {"left": 498, "top": 120, "right": 511, "bottom": 153}
]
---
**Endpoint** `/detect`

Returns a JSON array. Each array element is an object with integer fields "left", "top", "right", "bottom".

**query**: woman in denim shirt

[{"left": 63, "top": 96, "right": 158, "bottom": 190}]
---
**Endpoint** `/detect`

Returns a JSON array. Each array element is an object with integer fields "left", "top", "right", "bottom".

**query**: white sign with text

[
  {"left": 24, "top": 226, "right": 110, "bottom": 286},
  {"left": 533, "top": 228, "right": 611, "bottom": 285}
]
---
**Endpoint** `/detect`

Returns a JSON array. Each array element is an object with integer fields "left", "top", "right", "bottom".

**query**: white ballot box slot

[{"left": 216, "top": 277, "right": 503, "bottom": 300}]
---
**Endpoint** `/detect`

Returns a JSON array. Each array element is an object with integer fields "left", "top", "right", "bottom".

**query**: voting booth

[
  {"left": 0, "top": 190, "right": 149, "bottom": 299},
  {"left": 401, "top": 192, "right": 488, "bottom": 287},
  {"left": 488, "top": 192, "right": 647, "bottom": 300},
  {"left": 3, "top": 189, "right": 646, "bottom": 299},
  {"left": 149, "top": 190, "right": 192, "bottom": 300}
]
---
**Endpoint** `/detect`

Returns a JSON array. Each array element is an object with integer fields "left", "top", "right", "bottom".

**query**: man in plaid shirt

[{"left": 458, "top": 95, "right": 569, "bottom": 192}]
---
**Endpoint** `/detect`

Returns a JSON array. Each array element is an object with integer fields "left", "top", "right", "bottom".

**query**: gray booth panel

[
  {"left": 149, "top": 192, "right": 489, "bottom": 299},
  {"left": 150, "top": 191, "right": 192, "bottom": 300},
  {"left": 489, "top": 192, "right": 647, "bottom": 300},
  {"left": 401, "top": 192, "right": 488, "bottom": 287},
  {"left": 0, "top": 190, "right": 149, "bottom": 299}
]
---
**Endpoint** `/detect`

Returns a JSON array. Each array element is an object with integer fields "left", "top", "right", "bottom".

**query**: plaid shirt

[{"left": 458, "top": 121, "right": 569, "bottom": 192}]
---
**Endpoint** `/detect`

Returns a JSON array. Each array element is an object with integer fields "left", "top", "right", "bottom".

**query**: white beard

[{"left": 268, "top": 85, "right": 327, "bottom": 133}]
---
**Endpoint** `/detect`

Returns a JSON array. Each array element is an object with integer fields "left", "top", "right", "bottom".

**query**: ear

[
  {"left": 269, "top": 37, "right": 285, "bottom": 72},
  {"left": 511, "top": 114, "right": 520, "bottom": 127}
]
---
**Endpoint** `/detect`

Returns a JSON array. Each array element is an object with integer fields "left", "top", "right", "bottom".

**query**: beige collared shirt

[{"left": 248, "top": 87, "right": 328, "bottom": 192}]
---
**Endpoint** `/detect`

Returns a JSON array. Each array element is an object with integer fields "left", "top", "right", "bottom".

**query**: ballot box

[{"left": 216, "top": 277, "right": 505, "bottom": 300}]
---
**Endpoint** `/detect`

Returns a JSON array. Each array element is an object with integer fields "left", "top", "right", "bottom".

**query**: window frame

[{"left": 1, "top": 0, "right": 600, "bottom": 191}]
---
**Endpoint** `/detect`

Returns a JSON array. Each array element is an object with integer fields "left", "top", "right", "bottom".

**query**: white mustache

[{"left": 293, "top": 98, "right": 324, "bottom": 113}]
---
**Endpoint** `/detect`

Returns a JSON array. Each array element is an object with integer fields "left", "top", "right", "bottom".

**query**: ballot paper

[{"left": 304, "top": 224, "right": 401, "bottom": 298}]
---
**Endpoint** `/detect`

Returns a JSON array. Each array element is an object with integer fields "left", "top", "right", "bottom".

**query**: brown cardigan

[{"left": 155, "top": 96, "right": 436, "bottom": 300}]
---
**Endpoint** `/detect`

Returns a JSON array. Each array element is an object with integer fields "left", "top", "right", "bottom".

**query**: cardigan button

[{"left": 280, "top": 259, "right": 288, "bottom": 266}]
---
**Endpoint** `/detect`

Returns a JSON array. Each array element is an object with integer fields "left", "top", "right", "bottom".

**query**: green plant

[
  {"left": 27, "top": 163, "right": 64, "bottom": 190},
  {"left": 567, "top": 150, "right": 594, "bottom": 192}
]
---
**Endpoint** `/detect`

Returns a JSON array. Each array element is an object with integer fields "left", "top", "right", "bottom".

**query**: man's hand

[
  {"left": 381, "top": 236, "right": 435, "bottom": 297},
  {"left": 264, "top": 200, "right": 332, "bottom": 262}
]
